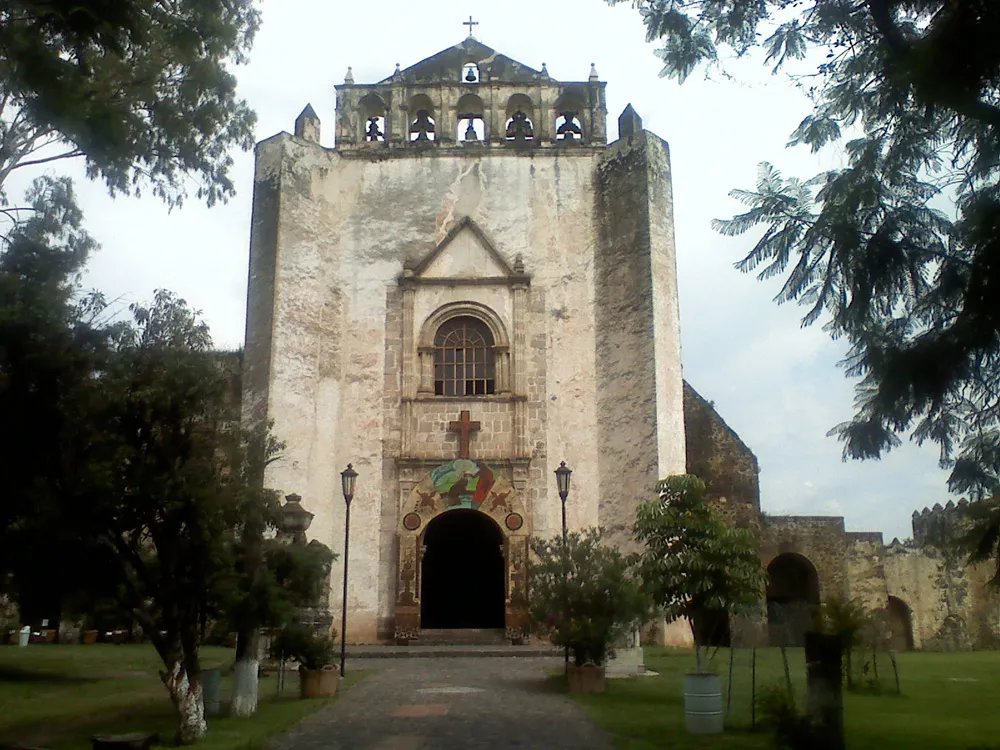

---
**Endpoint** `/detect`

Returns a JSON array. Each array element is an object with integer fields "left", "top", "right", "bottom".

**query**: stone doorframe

[{"left": 393, "top": 459, "right": 531, "bottom": 643}]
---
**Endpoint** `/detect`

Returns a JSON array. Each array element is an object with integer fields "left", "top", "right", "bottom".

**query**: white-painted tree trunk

[
  {"left": 229, "top": 657, "right": 260, "bottom": 717},
  {"left": 162, "top": 660, "right": 206, "bottom": 744},
  {"left": 230, "top": 629, "right": 260, "bottom": 717}
]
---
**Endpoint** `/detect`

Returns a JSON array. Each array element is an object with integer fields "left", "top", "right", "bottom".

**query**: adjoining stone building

[{"left": 242, "top": 34, "right": 999, "bottom": 648}]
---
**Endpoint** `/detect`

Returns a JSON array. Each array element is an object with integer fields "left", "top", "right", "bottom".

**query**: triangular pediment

[
  {"left": 413, "top": 218, "right": 515, "bottom": 280},
  {"left": 380, "top": 38, "right": 547, "bottom": 85}
]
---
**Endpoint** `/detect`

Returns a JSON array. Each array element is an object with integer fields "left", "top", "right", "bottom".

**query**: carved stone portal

[{"left": 394, "top": 459, "right": 530, "bottom": 642}]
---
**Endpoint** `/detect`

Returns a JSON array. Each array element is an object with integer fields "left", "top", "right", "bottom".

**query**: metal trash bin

[
  {"left": 18, "top": 626, "right": 30, "bottom": 647},
  {"left": 202, "top": 668, "right": 222, "bottom": 717}
]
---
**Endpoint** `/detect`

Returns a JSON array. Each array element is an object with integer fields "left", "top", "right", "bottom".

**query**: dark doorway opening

[
  {"left": 766, "top": 553, "right": 820, "bottom": 646},
  {"left": 887, "top": 596, "right": 914, "bottom": 651},
  {"left": 420, "top": 510, "right": 505, "bottom": 629}
]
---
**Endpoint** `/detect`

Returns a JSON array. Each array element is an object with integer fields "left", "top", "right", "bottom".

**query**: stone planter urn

[
  {"left": 567, "top": 665, "right": 606, "bottom": 694},
  {"left": 82, "top": 630, "right": 99, "bottom": 645},
  {"left": 299, "top": 665, "right": 339, "bottom": 698}
]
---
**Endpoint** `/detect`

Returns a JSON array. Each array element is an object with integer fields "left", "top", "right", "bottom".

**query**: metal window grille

[{"left": 434, "top": 317, "right": 496, "bottom": 396}]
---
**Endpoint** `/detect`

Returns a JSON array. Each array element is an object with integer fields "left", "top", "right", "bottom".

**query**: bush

[{"left": 271, "top": 623, "right": 336, "bottom": 670}]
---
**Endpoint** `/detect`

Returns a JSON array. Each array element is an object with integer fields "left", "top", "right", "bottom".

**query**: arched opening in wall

[
  {"left": 420, "top": 510, "right": 505, "bottom": 629},
  {"left": 462, "top": 62, "right": 481, "bottom": 84},
  {"left": 456, "top": 93, "right": 486, "bottom": 142},
  {"left": 692, "top": 609, "right": 731, "bottom": 647},
  {"left": 766, "top": 553, "right": 820, "bottom": 646},
  {"left": 554, "top": 91, "right": 585, "bottom": 142},
  {"left": 887, "top": 596, "right": 914, "bottom": 651},
  {"left": 434, "top": 316, "right": 496, "bottom": 396},
  {"left": 358, "top": 93, "right": 387, "bottom": 142},
  {"left": 408, "top": 94, "right": 436, "bottom": 142},
  {"left": 505, "top": 94, "right": 535, "bottom": 143}
]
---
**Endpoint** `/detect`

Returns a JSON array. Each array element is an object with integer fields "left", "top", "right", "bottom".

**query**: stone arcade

[{"left": 242, "top": 35, "right": 686, "bottom": 643}]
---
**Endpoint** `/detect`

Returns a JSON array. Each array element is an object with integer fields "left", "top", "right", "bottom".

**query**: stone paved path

[{"left": 270, "top": 657, "right": 615, "bottom": 750}]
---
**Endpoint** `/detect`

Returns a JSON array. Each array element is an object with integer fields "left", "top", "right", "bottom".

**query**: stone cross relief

[{"left": 448, "top": 409, "right": 481, "bottom": 459}]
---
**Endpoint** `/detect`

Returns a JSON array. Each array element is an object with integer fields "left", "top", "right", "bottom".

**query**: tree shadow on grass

[{"left": 0, "top": 666, "right": 99, "bottom": 684}]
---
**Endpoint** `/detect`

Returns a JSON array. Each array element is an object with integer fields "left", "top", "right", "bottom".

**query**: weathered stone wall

[
  {"left": 682, "top": 382, "right": 760, "bottom": 527},
  {"left": 760, "top": 516, "right": 849, "bottom": 602},
  {"left": 593, "top": 129, "right": 686, "bottom": 551},
  {"left": 242, "top": 112, "right": 685, "bottom": 640},
  {"left": 844, "top": 532, "right": 890, "bottom": 614}
]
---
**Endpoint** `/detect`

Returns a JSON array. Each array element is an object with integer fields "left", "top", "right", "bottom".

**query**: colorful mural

[{"left": 430, "top": 459, "right": 495, "bottom": 509}]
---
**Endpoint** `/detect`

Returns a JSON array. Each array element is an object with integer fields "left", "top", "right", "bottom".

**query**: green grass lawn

[
  {"left": 0, "top": 644, "right": 363, "bottom": 750},
  {"left": 568, "top": 647, "right": 1000, "bottom": 750}
]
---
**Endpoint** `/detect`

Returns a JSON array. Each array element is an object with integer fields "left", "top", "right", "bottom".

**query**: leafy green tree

[
  {"left": 0, "top": 0, "right": 259, "bottom": 206},
  {"left": 633, "top": 474, "right": 765, "bottom": 670},
  {"left": 613, "top": 0, "right": 1000, "bottom": 575},
  {"left": 528, "top": 529, "right": 650, "bottom": 666}
]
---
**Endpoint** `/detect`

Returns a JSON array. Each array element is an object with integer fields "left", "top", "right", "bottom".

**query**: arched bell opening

[
  {"left": 456, "top": 93, "right": 486, "bottom": 143},
  {"left": 553, "top": 91, "right": 585, "bottom": 143},
  {"left": 419, "top": 509, "right": 505, "bottom": 629},
  {"left": 766, "top": 553, "right": 821, "bottom": 646},
  {"left": 505, "top": 94, "right": 535, "bottom": 144},
  {"left": 358, "top": 93, "right": 387, "bottom": 143},
  {"left": 408, "top": 94, "right": 436, "bottom": 143}
]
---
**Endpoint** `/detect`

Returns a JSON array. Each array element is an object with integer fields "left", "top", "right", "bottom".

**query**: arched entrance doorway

[
  {"left": 887, "top": 596, "right": 914, "bottom": 651},
  {"left": 420, "top": 509, "right": 505, "bottom": 629},
  {"left": 767, "top": 553, "right": 820, "bottom": 646}
]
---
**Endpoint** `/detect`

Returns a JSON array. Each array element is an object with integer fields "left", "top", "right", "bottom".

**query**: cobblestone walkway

[{"left": 270, "top": 657, "right": 615, "bottom": 750}]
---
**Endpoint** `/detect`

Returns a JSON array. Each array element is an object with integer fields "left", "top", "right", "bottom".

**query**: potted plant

[
  {"left": 528, "top": 529, "right": 649, "bottom": 694},
  {"left": 271, "top": 622, "right": 338, "bottom": 698},
  {"left": 633, "top": 474, "right": 766, "bottom": 733}
]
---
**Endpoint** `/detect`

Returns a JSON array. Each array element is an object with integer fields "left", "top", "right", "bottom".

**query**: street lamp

[
  {"left": 554, "top": 461, "right": 572, "bottom": 673},
  {"left": 339, "top": 463, "right": 357, "bottom": 678},
  {"left": 555, "top": 461, "right": 572, "bottom": 544}
]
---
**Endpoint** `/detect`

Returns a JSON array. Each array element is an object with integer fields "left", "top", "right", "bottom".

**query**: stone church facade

[
  {"left": 242, "top": 36, "right": 998, "bottom": 648},
  {"left": 243, "top": 37, "right": 686, "bottom": 643}
]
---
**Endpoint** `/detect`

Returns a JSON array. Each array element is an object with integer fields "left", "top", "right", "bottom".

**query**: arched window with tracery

[{"left": 434, "top": 316, "right": 496, "bottom": 396}]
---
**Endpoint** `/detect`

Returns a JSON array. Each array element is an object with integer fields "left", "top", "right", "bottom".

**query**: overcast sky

[{"left": 10, "top": 0, "right": 952, "bottom": 540}]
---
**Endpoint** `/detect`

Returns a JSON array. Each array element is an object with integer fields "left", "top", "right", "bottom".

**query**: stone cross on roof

[{"left": 463, "top": 16, "right": 479, "bottom": 37}]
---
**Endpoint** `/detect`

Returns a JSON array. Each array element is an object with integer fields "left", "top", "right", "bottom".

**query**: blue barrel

[{"left": 683, "top": 672, "right": 724, "bottom": 733}]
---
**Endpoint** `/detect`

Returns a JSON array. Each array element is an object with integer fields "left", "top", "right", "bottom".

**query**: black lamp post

[
  {"left": 339, "top": 463, "right": 357, "bottom": 678},
  {"left": 555, "top": 461, "right": 572, "bottom": 544},
  {"left": 554, "top": 461, "right": 572, "bottom": 672}
]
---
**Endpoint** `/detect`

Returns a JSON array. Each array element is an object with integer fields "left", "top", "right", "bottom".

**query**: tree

[
  {"left": 0, "top": 0, "right": 259, "bottom": 207},
  {"left": 614, "top": 0, "right": 1000, "bottom": 575},
  {"left": 633, "top": 474, "right": 765, "bottom": 670},
  {"left": 528, "top": 529, "right": 649, "bottom": 666}
]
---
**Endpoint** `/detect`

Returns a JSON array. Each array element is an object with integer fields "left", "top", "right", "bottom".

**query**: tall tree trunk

[
  {"left": 230, "top": 629, "right": 260, "bottom": 717},
  {"left": 162, "top": 658, "right": 206, "bottom": 744}
]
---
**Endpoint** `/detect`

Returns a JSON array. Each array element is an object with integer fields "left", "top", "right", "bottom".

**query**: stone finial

[
  {"left": 946, "top": 499, "right": 955, "bottom": 510},
  {"left": 540, "top": 62, "right": 549, "bottom": 78},
  {"left": 618, "top": 104, "right": 643, "bottom": 138},
  {"left": 344, "top": 66, "right": 354, "bottom": 84},
  {"left": 514, "top": 254, "right": 525, "bottom": 275},
  {"left": 394, "top": 62, "right": 402, "bottom": 79},
  {"left": 295, "top": 104, "right": 321, "bottom": 144},
  {"left": 589, "top": 63, "right": 599, "bottom": 81},
  {"left": 912, "top": 510, "right": 920, "bottom": 517},
  {"left": 933, "top": 502, "right": 944, "bottom": 512}
]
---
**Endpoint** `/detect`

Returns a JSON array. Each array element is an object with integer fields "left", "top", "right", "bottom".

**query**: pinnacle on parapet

[
  {"left": 618, "top": 103, "right": 643, "bottom": 138},
  {"left": 295, "top": 104, "right": 321, "bottom": 144},
  {"left": 344, "top": 66, "right": 354, "bottom": 84},
  {"left": 589, "top": 62, "right": 599, "bottom": 81},
  {"left": 540, "top": 62, "right": 549, "bottom": 78}
]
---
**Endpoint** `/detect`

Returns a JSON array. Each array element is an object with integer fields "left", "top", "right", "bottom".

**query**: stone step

[
  {"left": 416, "top": 628, "right": 508, "bottom": 645},
  {"left": 344, "top": 643, "right": 562, "bottom": 659}
]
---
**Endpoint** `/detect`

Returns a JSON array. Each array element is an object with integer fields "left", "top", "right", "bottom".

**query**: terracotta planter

[
  {"left": 83, "top": 630, "right": 99, "bottom": 645},
  {"left": 299, "top": 665, "right": 339, "bottom": 698},
  {"left": 567, "top": 664, "right": 606, "bottom": 694}
]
